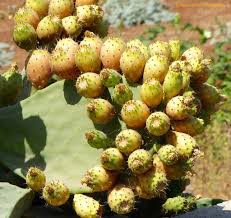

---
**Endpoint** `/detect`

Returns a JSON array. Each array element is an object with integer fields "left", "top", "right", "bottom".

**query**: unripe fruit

[
  {"left": 128, "top": 149, "right": 153, "bottom": 174},
  {"left": 13, "top": 23, "right": 37, "bottom": 51},
  {"left": 27, "top": 49, "right": 53, "bottom": 89},
  {"left": 121, "top": 100, "right": 150, "bottom": 128},
  {"left": 115, "top": 129, "right": 142, "bottom": 156},
  {"left": 140, "top": 78, "right": 163, "bottom": 108},
  {"left": 62, "top": 16, "right": 82, "bottom": 38},
  {"left": 49, "top": 0, "right": 74, "bottom": 18},
  {"left": 26, "top": 0, "right": 49, "bottom": 18},
  {"left": 143, "top": 54, "right": 169, "bottom": 83},
  {"left": 42, "top": 181, "right": 70, "bottom": 206},
  {"left": 101, "top": 148, "right": 125, "bottom": 170},
  {"left": 26, "top": 167, "right": 46, "bottom": 192},
  {"left": 73, "top": 194, "right": 102, "bottom": 218},
  {"left": 76, "top": 73, "right": 104, "bottom": 98},
  {"left": 108, "top": 185, "right": 135, "bottom": 215},
  {"left": 146, "top": 112, "right": 170, "bottom": 136},
  {"left": 99, "top": 68, "right": 122, "bottom": 87},
  {"left": 81, "top": 166, "right": 117, "bottom": 192},
  {"left": 100, "top": 37, "right": 126, "bottom": 71},
  {"left": 87, "top": 99, "right": 115, "bottom": 124},
  {"left": 169, "top": 40, "right": 180, "bottom": 61},
  {"left": 149, "top": 41, "right": 171, "bottom": 61},
  {"left": 112, "top": 83, "right": 133, "bottom": 106},
  {"left": 158, "top": 145, "right": 179, "bottom": 165},
  {"left": 120, "top": 48, "right": 146, "bottom": 83},
  {"left": 75, "top": 45, "right": 101, "bottom": 73},
  {"left": 76, "top": 0, "right": 99, "bottom": 6}
]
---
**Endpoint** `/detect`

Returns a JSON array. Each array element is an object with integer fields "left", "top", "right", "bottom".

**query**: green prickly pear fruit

[
  {"left": 75, "top": 45, "right": 101, "bottom": 73},
  {"left": 85, "top": 130, "right": 113, "bottom": 149},
  {"left": 80, "top": 31, "right": 103, "bottom": 55},
  {"left": 128, "top": 149, "right": 153, "bottom": 174},
  {"left": 171, "top": 116, "right": 205, "bottom": 136},
  {"left": 86, "top": 99, "right": 115, "bottom": 124},
  {"left": 169, "top": 40, "right": 180, "bottom": 61},
  {"left": 13, "top": 23, "right": 37, "bottom": 51},
  {"left": 112, "top": 83, "right": 133, "bottom": 106},
  {"left": 121, "top": 100, "right": 150, "bottom": 128},
  {"left": 62, "top": 16, "right": 83, "bottom": 38},
  {"left": 99, "top": 68, "right": 122, "bottom": 87},
  {"left": 120, "top": 48, "right": 146, "bottom": 83},
  {"left": 127, "top": 39, "right": 150, "bottom": 61},
  {"left": 36, "top": 16, "right": 62, "bottom": 42},
  {"left": 143, "top": 54, "right": 169, "bottom": 83},
  {"left": 42, "top": 181, "right": 70, "bottom": 206},
  {"left": 76, "top": 73, "right": 104, "bottom": 98},
  {"left": 149, "top": 41, "right": 171, "bottom": 61},
  {"left": 27, "top": 49, "right": 53, "bottom": 89},
  {"left": 14, "top": 7, "right": 40, "bottom": 29},
  {"left": 146, "top": 112, "right": 170, "bottom": 136},
  {"left": 108, "top": 184, "right": 135, "bottom": 215},
  {"left": 26, "top": 0, "right": 49, "bottom": 18},
  {"left": 115, "top": 129, "right": 142, "bottom": 156},
  {"left": 100, "top": 148, "right": 125, "bottom": 170},
  {"left": 100, "top": 37, "right": 126, "bottom": 71},
  {"left": 158, "top": 145, "right": 179, "bottom": 165},
  {"left": 140, "top": 78, "right": 163, "bottom": 108},
  {"left": 81, "top": 166, "right": 117, "bottom": 192},
  {"left": 52, "top": 38, "right": 80, "bottom": 80},
  {"left": 75, "top": 0, "right": 99, "bottom": 6},
  {"left": 48, "top": 0, "right": 74, "bottom": 18},
  {"left": 26, "top": 167, "right": 46, "bottom": 192},
  {"left": 73, "top": 194, "right": 103, "bottom": 218}
]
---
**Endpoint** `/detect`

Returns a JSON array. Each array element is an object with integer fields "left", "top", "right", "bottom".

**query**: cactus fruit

[
  {"left": 128, "top": 149, "right": 153, "bottom": 174},
  {"left": 121, "top": 100, "right": 150, "bottom": 128},
  {"left": 158, "top": 145, "right": 179, "bottom": 165},
  {"left": 89, "top": 18, "right": 109, "bottom": 38},
  {"left": 100, "top": 37, "right": 126, "bottom": 71},
  {"left": 181, "top": 46, "right": 203, "bottom": 63},
  {"left": 140, "top": 78, "right": 163, "bottom": 108},
  {"left": 146, "top": 112, "right": 170, "bottom": 136},
  {"left": 149, "top": 41, "right": 171, "bottom": 61},
  {"left": 115, "top": 129, "right": 142, "bottom": 156},
  {"left": 48, "top": 0, "right": 74, "bottom": 18},
  {"left": 169, "top": 40, "right": 180, "bottom": 61},
  {"left": 13, "top": 23, "right": 37, "bottom": 51},
  {"left": 75, "top": 45, "right": 101, "bottom": 73},
  {"left": 99, "top": 68, "right": 122, "bottom": 87},
  {"left": 42, "top": 181, "right": 70, "bottom": 206},
  {"left": 26, "top": 167, "right": 46, "bottom": 192},
  {"left": 76, "top": 73, "right": 104, "bottom": 98},
  {"left": 143, "top": 54, "right": 169, "bottom": 83},
  {"left": 120, "top": 48, "right": 146, "bottom": 83},
  {"left": 108, "top": 184, "right": 135, "bottom": 215},
  {"left": 171, "top": 116, "right": 205, "bottom": 136},
  {"left": 73, "top": 194, "right": 102, "bottom": 218},
  {"left": 81, "top": 166, "right": 117, "bottom": 192},
  {"left": 25, "top": 0, "right": 49, "bottom": 18},
  {"left": 62, "top": 16, "right": 82, "bottom": 38},
  {"left": 75, "top": 0, "right": 99, "bottom": 6},
  {"left": 112, "top": 83, "right": 133, "bottom": 106},
  {"left": 86, "top": 99, "right": 115, "bottom": 124},
  {"left": 27, "top": 49, "right": 53, "bottom": 89},
  {"left": 100, "top": 148, "right": 125, "bottom": 170}
]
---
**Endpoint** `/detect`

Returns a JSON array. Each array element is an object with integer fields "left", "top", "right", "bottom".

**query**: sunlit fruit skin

[
  {"left": 169, "top": 40, "right": 180, "bottom": 61},
  {"left": 26, "top": 0, "right": 49, "bottom": 18},
  {"left": 73, "top": 194, "right": 103, "bottom": 218},
  {"left": 158, "top": 145, "right": 179, "bottom": 166},
  {"left": 75, "top": 0, "right": 99, "bottom": 6},
  {"left": 99, "top": 68, "right": 122, "bottom": 88},
  {"left": 112, "top": 83, "right": 133, "bottom": 106},
  {"left": 62, "top": 16, "right": 83, "bottom": 38},
  {"left": 149, "top": 41, "right": 171, "bottom": 62},
  {"left": 121, "top": 100, "right": 150, "bottom": 129},
  {"left": 42, "top": 181, "right": 70, "bottom": 206}
]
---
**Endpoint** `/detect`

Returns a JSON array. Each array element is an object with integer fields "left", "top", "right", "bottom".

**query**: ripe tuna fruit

[
  {"left": 73, "top": 194, "right": 102, "bottom": 218},
  {"left": 62, "top": 16, "right": 82, "bottom": 38},
  {"left": 121, "top": 100, "right": 150, "bottom": 128},
  {"left": 108, "top": 185, "right": 135, "bottom": 215},
  {"left": 25, "top": 0, "right": 49, "bottom": 18},
  {"left": 149, "top": 41, "right": 171, "bottom": 61},
  {"left": 115, "top": 129, "right": 142, "bottom": 156},
  {"left": 42, "top": 181, "right": 70, "bottom": 206},
  {"left": 120, "top": 48, "right": 146, "bottom": 83},
  {"left": 52, "top": 38, "right": 80, "bottom": 80},
  {"left": 26, "top": 167, "right": 46, "bottom": 192},
  {"left": 112, "top": 83, "right": 133, "bottom": 106},
  {"left": 128, "top": 149, "right": 153, "bottom": 174},
  {"left": 146, "top": 112, "right": 170, "bottom": 136},
  {"left": 143, "top": 54, "right": 169, "bottom": 83},
  {"left": 100, "top": 37, "right": 126, "bottom": 71},
  {"left": 75, "top": 0, "right": 99, "bottom": 6},
  {"left": 99, "top": 68, "right": 122, "bottom": 87},
  {"left": 48, "top": 0, "right": 74, "bottom": 18},
  {"left": 81, "top": 165, "right": 117, "bottom": 192},
  {"left": 27, "top": 49, "right": 53, "bottom": 89},
  {"left": 86, "top": 99, "right": 115, "bottom": 124},
  {"left": 158, "top": 145, "right": 179, "bottom": 166},
  {"left": 13, "top": 23, "right": 37, "bottom": 51},
  {"left": 140, "top": 78, "right": 163, "bottom": 108},
  {"left": 169, "top": 40, "right": 180, "bottom": 61}
]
